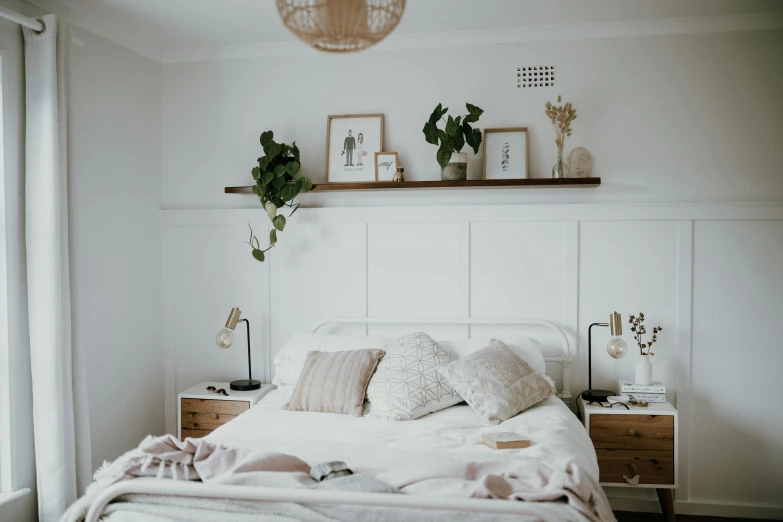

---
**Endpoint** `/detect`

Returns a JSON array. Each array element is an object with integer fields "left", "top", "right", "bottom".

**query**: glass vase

[{"left": 551, "top": 148, "right": 569, "bottom": 178}]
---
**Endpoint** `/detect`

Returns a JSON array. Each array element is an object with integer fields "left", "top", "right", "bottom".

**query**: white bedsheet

[{"left": 206, "top": 388, "right": 598, "bottom": 481}]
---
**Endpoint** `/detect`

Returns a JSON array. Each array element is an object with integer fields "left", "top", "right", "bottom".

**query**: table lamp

[
  {"left": 581, "top": 311, "right": 627, "bottom": 403},
  {"left": 215, "top": 307, "right": 261, "bottom": 391}
]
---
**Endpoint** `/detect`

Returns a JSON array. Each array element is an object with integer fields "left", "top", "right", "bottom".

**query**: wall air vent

[{"left": 517, "top": 65, "right": 555, "bottom": 89}]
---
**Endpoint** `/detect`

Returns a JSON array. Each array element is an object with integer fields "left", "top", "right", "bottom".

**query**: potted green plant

[
  {"left": 422, "top": 103, "right": 483, "bottom": 180},
  {"left": 246, "top": 130, "right": 313, "bottom": 262}
]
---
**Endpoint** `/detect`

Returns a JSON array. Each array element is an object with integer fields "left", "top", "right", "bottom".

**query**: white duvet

[
  {"left": 99, "top": 390, "right": 602, "bottom": 522},
  {"left": 207, "top": 387, "right": 598, "bottom": 482}
]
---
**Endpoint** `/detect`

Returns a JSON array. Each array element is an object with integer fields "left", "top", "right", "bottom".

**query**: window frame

[{"left": 0, "top": 52, "right": 18, "bottom": 495}]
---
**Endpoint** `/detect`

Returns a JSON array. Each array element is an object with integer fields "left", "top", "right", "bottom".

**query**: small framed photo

[
  {"left": 482, "top": 127, "right": 529, "bottom": 180},
  {"left": 326, "top": 114, "right": 384, "bottom": 182},
  {"left": 374, "top": 152, "right": 399, "bottom": 181}
]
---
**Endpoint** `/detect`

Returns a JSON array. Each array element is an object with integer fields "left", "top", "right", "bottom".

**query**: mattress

[{"left": 206, "top": 387, "right": 599, "bottom": 481}]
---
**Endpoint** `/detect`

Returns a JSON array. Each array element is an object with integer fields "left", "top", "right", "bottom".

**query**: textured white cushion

[
  {"left": 273, "top": 333, "right": 390, "bottom": 386},
  {"left": 438, "top": 339, "right": 556, "bottom": 424},
  {"left": 366, "top": 332, "right": 462, "bottom": 421},
  {"left": 439, "top": 338, "right": 546, "bottom": 375},
  {"left": 286, "top": 349, "right": 385, "bottom": 416}
]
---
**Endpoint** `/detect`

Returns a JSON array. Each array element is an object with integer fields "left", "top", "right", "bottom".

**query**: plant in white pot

[
  {"left": 628, "top": 313, "right": 662, "bottom": 386},
  {"left": 422, "top": 103, "right": 483, "bottom": 181}
]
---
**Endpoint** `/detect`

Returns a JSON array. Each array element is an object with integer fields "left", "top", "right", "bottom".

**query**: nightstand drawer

[
  {"left": 181, "top": 428, "right": 212, "bottom": 440},
  {"left": 180, "top": 398, "right": 250, "bottom": 415},
  {"left": 590, "top": 414, "right": 674, "bottom": 450},
  {"left": 596, "top": 449, "right": 674, "bottom": 485},
  {"left": 180, "top": 410, "right": 240, "bottom": 431}
]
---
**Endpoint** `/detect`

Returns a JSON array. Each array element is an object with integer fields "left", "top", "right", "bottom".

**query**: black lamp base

[
  {"left": 581, "top": 389, "right": 615, "bottom": 403},
  {"left": 230, "top": 379, "right": 261, "bottom": 391}
]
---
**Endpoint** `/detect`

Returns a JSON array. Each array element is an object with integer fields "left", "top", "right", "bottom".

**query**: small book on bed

[{"left": 481, "top": 432, "right": 531, "bottom": 450}]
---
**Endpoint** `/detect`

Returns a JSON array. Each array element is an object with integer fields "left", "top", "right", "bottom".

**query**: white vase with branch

[{"left": 629, "top": 313, "right": 662, "bottom": 386}]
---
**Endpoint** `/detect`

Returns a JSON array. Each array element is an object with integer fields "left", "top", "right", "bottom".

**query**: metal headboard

[{"left": 311, "top": 318, "right": 573, "bottom": 403}]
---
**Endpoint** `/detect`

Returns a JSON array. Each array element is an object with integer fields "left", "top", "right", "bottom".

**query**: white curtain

[{"left": 23, "top": 14, "right": 92, "bottom": 522}]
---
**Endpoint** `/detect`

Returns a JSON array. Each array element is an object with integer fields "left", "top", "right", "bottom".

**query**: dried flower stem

[
  {"left": 544, "top": 95, "right": 577, "bottom": 162},
  {"left": 628, "top": 312, "right": 662, "bottom": 356}
]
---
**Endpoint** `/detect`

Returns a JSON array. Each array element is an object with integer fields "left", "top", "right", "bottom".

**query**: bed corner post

[{"left": 558, "top": 355, "right": 573, "bottom": 405}]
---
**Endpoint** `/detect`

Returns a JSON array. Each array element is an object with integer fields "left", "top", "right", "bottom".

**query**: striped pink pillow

[{"left": 286, "top": 349, "right": 385, "bottom": 416}]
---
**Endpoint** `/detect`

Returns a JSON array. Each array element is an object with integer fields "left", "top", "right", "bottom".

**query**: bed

[{"left": 71, "top": 318, "right": 614, "bottom": 522}]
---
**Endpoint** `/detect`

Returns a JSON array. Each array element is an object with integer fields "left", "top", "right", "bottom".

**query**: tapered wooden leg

[{"left": 656, "top": 488, "right": 675, "bottom": 522}]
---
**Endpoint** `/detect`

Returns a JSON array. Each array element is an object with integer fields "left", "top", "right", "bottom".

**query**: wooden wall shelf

[{"left": 225, "top": 177, "right": 601, "bottom": 193}]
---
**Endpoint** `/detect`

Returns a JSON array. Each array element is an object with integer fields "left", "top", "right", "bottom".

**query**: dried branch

[{"left": 628, "top": 312, "right": 663, "bottom": 356}]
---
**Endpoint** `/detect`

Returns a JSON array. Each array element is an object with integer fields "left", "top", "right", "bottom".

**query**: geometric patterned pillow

[
  {"left": 366, "top": 332, "right": 462, "bottom": 420},
  {"left": 437, "top": 339, "right": 556, "bottom": 424}
]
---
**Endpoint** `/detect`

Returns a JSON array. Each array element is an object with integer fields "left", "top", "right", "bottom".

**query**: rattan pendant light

[{"left": 276, "top": 0, "right": 406, "bottom": 53}]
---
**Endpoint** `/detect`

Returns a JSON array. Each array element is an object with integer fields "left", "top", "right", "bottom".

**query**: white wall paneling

[
  {"left": 690, "top": 220, "right": 783, "bottom": 508},
  {"left": 162, "top": 201, "right": 783, "bottom": 519},
  {"left": 270, "top": 218, "right": 368, "bottom": 354}
]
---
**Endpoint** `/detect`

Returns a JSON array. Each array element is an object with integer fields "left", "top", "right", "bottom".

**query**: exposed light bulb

[
  {"left": 606, "top": 336, "right": 627, "bottom": 359},
  {"left": 215, "top": 328, "right": 234, "bottom": 349}
]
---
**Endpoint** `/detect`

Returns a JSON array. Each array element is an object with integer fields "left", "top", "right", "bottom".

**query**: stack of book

[{"left": 618, "top": 380, "right": 666, "bottom": 403}]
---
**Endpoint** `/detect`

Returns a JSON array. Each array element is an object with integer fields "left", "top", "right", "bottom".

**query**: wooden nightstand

[
  {"left": 178, "top": 381, "right": 275, "bottom": 440},
  {"left": 579, "top": 397, "right": 678, "bottom": 522}
]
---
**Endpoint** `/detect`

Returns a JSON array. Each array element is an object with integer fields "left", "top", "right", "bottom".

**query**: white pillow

[
  {"left": 365, "top": 332, "right": 462, "bottom": 421},
  {"left": 273, "top": 333, "right": 390, "bottom": 385},
  {"left": 438, "top": 338, "right": 546, "bottom": 375}
]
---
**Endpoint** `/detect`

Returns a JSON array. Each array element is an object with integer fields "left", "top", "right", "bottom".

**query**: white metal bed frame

[{"left": 85, "top": 318, "right": 574, "bottom": 522}]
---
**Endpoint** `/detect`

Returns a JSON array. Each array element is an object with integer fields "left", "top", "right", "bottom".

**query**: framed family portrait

[
  {"left": 482, "top": 127, "right": 529, "bottom": 180},
  {"left": 326, "top": 114, "right": 384, "bottom": 182},
  {"left": 374, "top": 152, "right": 399, "bottom": 181}
]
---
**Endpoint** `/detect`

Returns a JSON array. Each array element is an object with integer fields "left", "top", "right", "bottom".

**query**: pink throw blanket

[{"left": 67, "top": 434, "right": 614, "bottom": 522}]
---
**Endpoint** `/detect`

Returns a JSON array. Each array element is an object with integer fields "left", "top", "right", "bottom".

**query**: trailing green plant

[
  {"left": 246, "top": 130, "right": 313, "bottom": 262},
  {"left": 422, "top": 103, "right": 484, "bottom": 169}
]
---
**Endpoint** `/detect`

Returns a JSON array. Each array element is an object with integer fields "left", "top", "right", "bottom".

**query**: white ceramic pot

[
  {"left": 441, "top": 152, "right": 468, "bottom": 181},
  {"left": 634, "top": 354, "right": 653, "bottom": 386}
]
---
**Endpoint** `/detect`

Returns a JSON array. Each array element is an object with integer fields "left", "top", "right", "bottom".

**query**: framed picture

[
  {"left": 374, "top": 152, "right": 399, "bottom": 181},
  {"left": 482, "top": 127, "right": 529, "bottom": 180},
  {"left": 326, "top": 114, "right": 384, "bottom": 182}
]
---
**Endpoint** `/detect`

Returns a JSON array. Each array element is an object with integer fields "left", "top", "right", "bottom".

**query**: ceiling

[{"left": 24, "top": 0, "right": 783, "bottom": 62}]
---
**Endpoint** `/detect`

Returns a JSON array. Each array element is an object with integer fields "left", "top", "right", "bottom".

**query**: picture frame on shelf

[
  {"left": 482, "top": 127, "right": 529, "bottom": 180},
  {"left": 326, "top": 114, "right": 384, "bottom": 183},
  {"left": 374, "top": 152, "right": 399, "bottom": 181}
]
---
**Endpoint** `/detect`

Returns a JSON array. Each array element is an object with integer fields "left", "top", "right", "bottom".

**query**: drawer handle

[
  {"left": 210, "top": 413, "right": 219, "bottom": 420},
  {"left": 627, "top": 429, "right": 637, "bottom": 437},
  {"left": 189, "top": 413, "right": 195, "bottom": 418},
  {"left": 192, "top": 423, "right": 198, "bottom": 428},
  {"left": 623, "top": 474, "right": 641, "bottom": 486}
]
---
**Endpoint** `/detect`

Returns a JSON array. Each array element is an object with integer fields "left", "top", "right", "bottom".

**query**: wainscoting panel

[
  {"left": 690, "top": 219, "right": 783, "bottom": 506},
  {"left": 579, "top": 220, "right": 681, "bottom": 502},
  {"left": 470, "top": 221, "right": 568, "bottom": 320},
  {"left": 164, "top": 222, "right": 269, "bottom": 434},
  {"left": 578, "top": 221, "right": 680, "bottom": 396},
  {"left": 270, "top": 221, "right": 368, "bottom": 361},
  {"left": 162, "top": 203, "right": 783, "bottom": 517},
  {"left": 470, "top": 221, "right": 573, "bottom": 389},
  {"left": 366, "top": 222, "right": 468, "bottom": 340}
]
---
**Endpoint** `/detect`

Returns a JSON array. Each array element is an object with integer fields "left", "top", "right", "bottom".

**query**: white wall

[
  {"left": 68, "top": 27, "right": 164, "bottom": 468},
  {"left": 162, "top": 29, "right": 783, "bottom": 209},
  {"left": 159, "top": 27, "right": 783, "bottom": 518}
]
